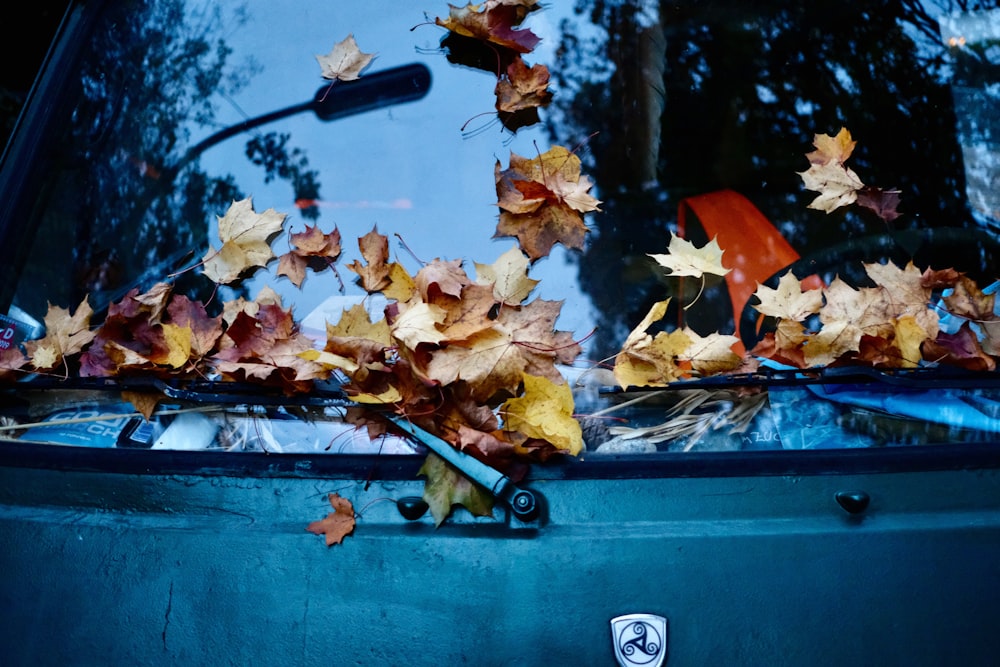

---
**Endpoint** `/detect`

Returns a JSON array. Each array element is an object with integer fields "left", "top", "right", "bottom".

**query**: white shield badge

[{"left": 610, "top": 613, "right": 668, "bottom": 667}]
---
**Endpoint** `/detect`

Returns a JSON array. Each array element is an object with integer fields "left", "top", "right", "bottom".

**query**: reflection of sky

[{"left": 193, "top": 1, "right": 597, "bottom": 348}]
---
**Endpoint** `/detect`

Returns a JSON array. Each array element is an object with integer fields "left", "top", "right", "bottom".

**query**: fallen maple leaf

[
  {"left": 855, "top": 186, "right": 902, "bottom": 223},
  {"left": 435, "top": 2, "right": 541, "bottom": 54},
  {"left": 421, "top": 298, "right": 580, "bottom": 402},
  {"left": 25, "top": 298, "right": 96, "bottom": 371},
  {"left": 501, "top": 373, "right": 582, "bottom": 454},
  {"left": 306, "top": 493, "right": 356, "bottom": 546},
  {"left": 277, "top": 225, "right": 342, "bottom": 288},
  {"left": 613, "top": 299, "right": 693, "bottom": 388},
  {"left": 752, "top": 271, "right": 823, "bottom": 321},
  {"left": 798, "top": 127, "right": 865, "bottom": 213},
  {"left": 648, "top": 233, "right": 731, "bottom": 279},
  {"left": 494, "top": 146, "right": 600, "bottom": 260},
  {"left": 202, "top": 198, "right": 286, "bottom": 285},
  {"left": 347, "top": 226, "right": 393, "bottom": 292},
  {"left": 418, "top": 452, "right": 495, "bottom": 527},
  {"left": 315, "top": 35, "right": 375, "bottom": 82},
  {"left": 390, "top": 302, "right": 448, "bottom": 348},
  {"left": 474, "top": 246, "right": 539, "bottom": 305},
  {"left": 495, "top": 55, "right": 552, "bottom": 116},
  {"left": 678, "top": 328, "right": 742, "bottom": 376}
]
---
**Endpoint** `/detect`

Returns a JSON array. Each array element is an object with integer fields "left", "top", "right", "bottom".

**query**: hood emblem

[{"left": 611, "top": 613, "right": 668, "bottom": 667}]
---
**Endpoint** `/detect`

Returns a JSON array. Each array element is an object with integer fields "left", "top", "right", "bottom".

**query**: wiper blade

[
  {"left": 601, "top": 365, "right": 1000, "bottom": 396},
  {"left": 8, "top": 375, "right": 355, "bottom": 408}
]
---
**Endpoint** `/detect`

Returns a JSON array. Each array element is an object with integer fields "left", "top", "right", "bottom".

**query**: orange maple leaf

[{"left": 306, "top": 493, "right": 357, "bottom": 546}]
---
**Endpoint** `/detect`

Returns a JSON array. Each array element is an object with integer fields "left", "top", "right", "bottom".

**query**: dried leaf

[
  {"left": 501, "top": 373, "right": 582, "bottom": 454},
  {"left": 315, "top": 35, "right": 375, "bottom": 82},
  {"left": 418, "top": 452, "right": 494, "bottom": 527},
  {"left": 649, "top": 233, "right": 731, "bottom": 279},
  {"left": 202, "top": 198, "right": 286, "bottom": 285},
  {"left": 306, "top": 493, "right": 357, "bottom": 546}
]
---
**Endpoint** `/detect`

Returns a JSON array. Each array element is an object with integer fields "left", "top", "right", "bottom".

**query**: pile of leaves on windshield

[{"left": 1, "top": 1, "right": 999, "bottom": 539}]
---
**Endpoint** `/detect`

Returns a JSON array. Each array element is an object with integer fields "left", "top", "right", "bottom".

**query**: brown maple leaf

[
  {"left": 277, "top": 225, "right": 342, "bottom": 288},
  {"left": 414, "top": 258, "right": 469, "bottom": 300},
  {"left": 495, "top": 56, "right": 551, "bottom": 112},
  {"left": 923, "top": 323, "right": 996, "bottom": 371},
  {"left": 435, "top": 2, "right": 541, "bottom": 54},
  {"left": 494, "top": 146, "right": 600, "bottom": 260},
  {"left": 347, "top": 226, "right": 393, "bottom": 292},
  {"left": 855, "top": 186, "right": 902, "bottom": 223},
  {"left": 306, "top": 493, "right": 357, "bottom": 546},
  {"left": 422, "top": 298, "right": 580, "bottom": 402},
  {"left": 212, "top": 303, "right": 329, "bottom": 392}
]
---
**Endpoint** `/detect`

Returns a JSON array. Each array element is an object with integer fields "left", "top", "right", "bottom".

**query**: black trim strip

[{"left": 1, "top": 439, "right": 998, "bottom": 481}]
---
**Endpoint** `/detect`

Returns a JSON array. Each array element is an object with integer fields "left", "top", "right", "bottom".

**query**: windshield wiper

[
  {"left": 601, "top": 365, "right": 1000, "bottom": 396},
  {"left": 6, "top": 374, "right": 540, "bottom": 521}
]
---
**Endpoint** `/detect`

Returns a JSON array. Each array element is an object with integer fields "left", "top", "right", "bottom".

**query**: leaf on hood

[
  {"left": 306, "top": 493, "right": 357, "bottom": 546},
  {"left": 418, "top": 452, "right": 495, "bottom": 527}
]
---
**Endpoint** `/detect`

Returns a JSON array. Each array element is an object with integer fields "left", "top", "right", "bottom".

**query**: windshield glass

[{"left": 2, "top": 0, "right": 1000, "bottom": 456}]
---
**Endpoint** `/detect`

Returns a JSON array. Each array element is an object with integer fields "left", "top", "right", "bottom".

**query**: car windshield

[{"left": 2, "top": 0, "right": 1000, "bottom": 456}]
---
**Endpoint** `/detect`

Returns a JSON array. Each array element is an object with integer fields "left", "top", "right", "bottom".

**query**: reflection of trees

[
  {"left": 550, "top": 0, "right": 997, "bottom": 358},
  {"left": 15, "top": 0, "right": 319, "bottom": 317}
]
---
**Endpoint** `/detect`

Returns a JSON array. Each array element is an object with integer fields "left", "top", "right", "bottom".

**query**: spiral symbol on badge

[{"left": 617, "top": 621, "right": 661, "bottom": 664}]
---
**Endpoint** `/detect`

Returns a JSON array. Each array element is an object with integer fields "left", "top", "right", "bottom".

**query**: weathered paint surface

[{"left": 2, "top": 453, "right": 1000, "bottom": 666}]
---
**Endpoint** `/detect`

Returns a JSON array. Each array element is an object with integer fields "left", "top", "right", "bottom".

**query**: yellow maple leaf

[
  {"left": 804, "top": 319, "right": 862, "bottom": 367},
  {"left": 25, "top": 297, "right": 96, "bottom": 370},
  {"left": 391, "top": 302, "right": 448, "bottom": 348},
  {"left": 315, "top": 34, "right": 375, "bottom": 82},
  {"left": 418, "top": 452, "right": 494, "bottom": 527},
  {"left": 752, "top": 271, "right": 823, "bottom": 321},
  {"left": 648, "top": 233, "right": 730, "bottom": 279},
  {"left": 202, "top": 198, "right": 286, "bottom": 285},
  {"left": 798, "top": 128, "right": 865, "bottom": 213},
  {"left": 501, "top": 373, "right": 583, "bottom": 455},
  {"left": 679, "top": 328, "right": 742, "bottom": 375},
  {"left": 159, "top": 323, "right": 192, "bottom": 369},
  {"left": 474, "top": 246, "right": 539, "bottom": 305},
  {"left": 893, "top": 315, "right": 929, "bottom": 368},
  {"left": 613, "top": 299, "right": 693, "bottom": 388}
]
